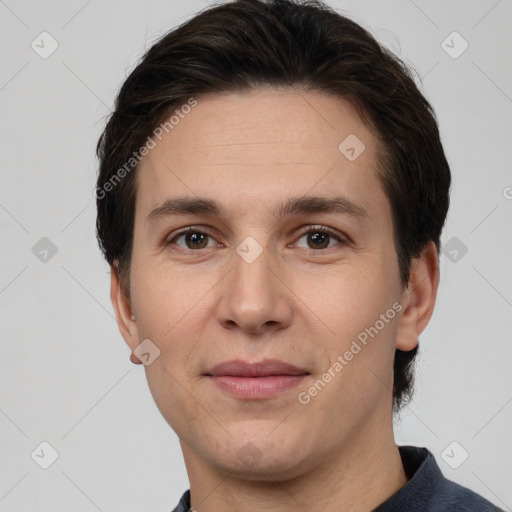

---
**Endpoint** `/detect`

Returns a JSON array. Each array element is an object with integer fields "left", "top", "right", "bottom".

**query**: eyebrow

[{"left": 147, "top": 195, "right": 369, "bottom": 223}]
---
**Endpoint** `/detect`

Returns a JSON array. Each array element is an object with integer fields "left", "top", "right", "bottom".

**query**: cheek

[
  {"left": 144, "top": 359, "right": 201, "bottom": 440},
  {"left": 131, "top": 259, "right": 210, "bottom": 337},
  {"left": 301, "top": 262, "right": 400, "bottom": 385},
  {"left": 135, "top": 275, "right": 211, "bottom": 435},
  {"left": 293, "top": 262, "right": 394, "bottom": 337}
]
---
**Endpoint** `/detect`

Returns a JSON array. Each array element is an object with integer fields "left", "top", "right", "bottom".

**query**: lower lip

[{"left": 207, "top": 375, "right": 308, "bottom": 399}]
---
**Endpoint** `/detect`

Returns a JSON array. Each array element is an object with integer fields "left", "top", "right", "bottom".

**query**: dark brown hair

[{"left": 96, "top": 0, "right": 451, "bottom": 412}]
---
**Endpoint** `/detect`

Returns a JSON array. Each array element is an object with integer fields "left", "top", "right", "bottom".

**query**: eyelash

[{"left": 164, "top": 225, "right": 348, "bottom": 252}]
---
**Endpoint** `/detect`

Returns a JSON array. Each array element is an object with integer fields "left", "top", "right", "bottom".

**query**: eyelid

[
  {"left": 164, "top": 226, "right": 219, "bottom": 246},
  {"left": 292, "top": 224, "right": 349, "bottom": 247}
]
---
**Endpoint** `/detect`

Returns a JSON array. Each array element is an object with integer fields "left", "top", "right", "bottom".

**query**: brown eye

[
  {"left": 166, "top": 229, "right": 216, "bottom": 250},
  {"left": 306, "top": 231, "right": 331, "bottom": 249},
  {"left": 294, "top": 226, "right": 346, "bottom": 251},
  {"left": 183, "top": 232, "right": 209, "bottom": 249}
]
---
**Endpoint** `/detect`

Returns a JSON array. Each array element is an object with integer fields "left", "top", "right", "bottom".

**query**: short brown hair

[{"left": 96, "top": 0, "right": 451, "bottom": 412}]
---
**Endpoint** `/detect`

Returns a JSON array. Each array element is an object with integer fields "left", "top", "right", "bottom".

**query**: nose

[{"left": 216, "top": 243, "right": 293, "bottom": 335}]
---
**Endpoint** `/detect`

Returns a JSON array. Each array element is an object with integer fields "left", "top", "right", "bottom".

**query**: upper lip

[{"left": 204, "top": 359, "right": 310, "bottom": 377}]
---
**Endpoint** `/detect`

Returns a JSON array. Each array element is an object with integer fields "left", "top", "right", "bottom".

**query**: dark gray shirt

[{"left": 171, "top": 445, "right": 502, "bottom": 511}]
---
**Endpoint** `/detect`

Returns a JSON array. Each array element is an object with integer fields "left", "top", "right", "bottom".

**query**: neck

[{"left": 181, "top": 414, "right": 408, "bottom": 512}]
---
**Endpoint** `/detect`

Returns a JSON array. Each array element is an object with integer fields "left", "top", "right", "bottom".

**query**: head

[{"left": 96, "top": 0, "right": 450, "bottom": 478}]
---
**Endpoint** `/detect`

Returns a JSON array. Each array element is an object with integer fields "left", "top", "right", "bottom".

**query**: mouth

[{"left": 203, "top": 359, "right": 310, "bottom": 400}]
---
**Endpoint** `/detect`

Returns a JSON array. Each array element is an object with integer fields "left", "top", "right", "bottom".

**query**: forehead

[{"left": 135, "top": 87, "right": 387, "bottom": 221}]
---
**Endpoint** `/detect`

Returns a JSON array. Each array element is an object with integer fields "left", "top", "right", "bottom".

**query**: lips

[
  {"left": 204, "top": 359, "right": 310, "bottom": 399},
  {"left": 204, "top": 359, "right": 310, "bottom": 377}
]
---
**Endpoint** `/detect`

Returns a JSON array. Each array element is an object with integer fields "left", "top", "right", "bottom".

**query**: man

[{"left": 95, "top": 0, "right": 502, "bottom": 510}]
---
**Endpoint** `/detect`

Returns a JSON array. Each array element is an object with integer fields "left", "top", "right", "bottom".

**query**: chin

[
  {"left": 206, "top": 430, "right": 315, "bottom": 482},
  {"left": 215, "top": 453, "right": 309, "bottom": 482}
]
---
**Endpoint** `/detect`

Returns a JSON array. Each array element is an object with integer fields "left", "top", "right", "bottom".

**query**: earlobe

[
  {"left": 395, "top": 242, "right": 440, "bottom": 351},
  {"left": 110, "top": 264, "right": 139, "bottom": 352}
]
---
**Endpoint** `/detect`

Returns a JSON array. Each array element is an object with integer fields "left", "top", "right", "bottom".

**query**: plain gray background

[{"left": 1, "top": 0, "right": 511, "bottom": 510}]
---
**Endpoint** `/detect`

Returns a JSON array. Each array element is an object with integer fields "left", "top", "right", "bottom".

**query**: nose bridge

[{"left": 216, "top": 236, "right": 292, "bottom": 333}]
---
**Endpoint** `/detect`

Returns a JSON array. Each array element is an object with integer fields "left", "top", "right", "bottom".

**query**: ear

[
  {"left": 395, "top": 241, "right": 440, "bottom": 351},
  {"left": 110, "top": 264, "right": 141, "bottom": 362}
]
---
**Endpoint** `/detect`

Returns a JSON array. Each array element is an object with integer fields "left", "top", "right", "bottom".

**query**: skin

[{"left": 110, "top": 87, "right": 439, "bottom": 512}]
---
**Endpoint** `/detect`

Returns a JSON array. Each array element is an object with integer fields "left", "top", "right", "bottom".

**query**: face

[{"left": 114, "top": 88, "right": 420, "bottom": 480}]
